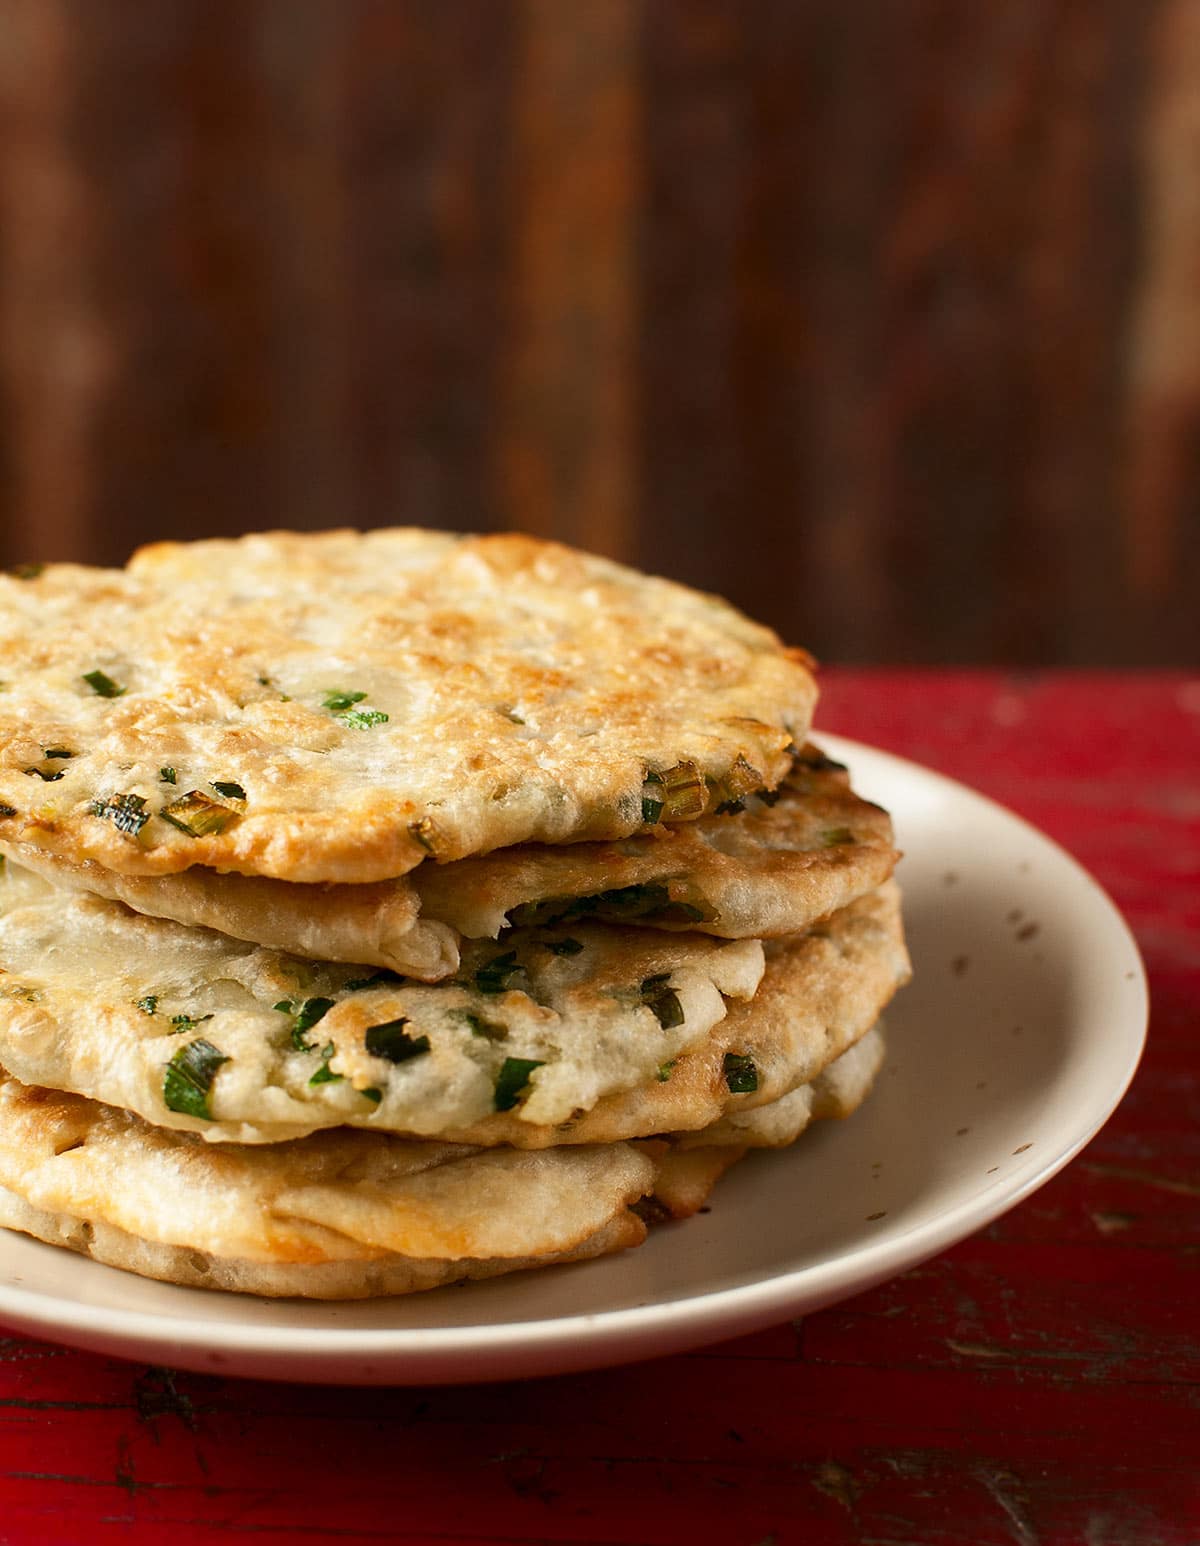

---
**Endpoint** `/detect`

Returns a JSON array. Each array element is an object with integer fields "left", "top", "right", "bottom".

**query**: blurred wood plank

[
  {"left": 0, "top": 0, "right": 1194, "bottom": 662},
  {"left": 493, "top": 0, "right": 639, "bottom": 558}
]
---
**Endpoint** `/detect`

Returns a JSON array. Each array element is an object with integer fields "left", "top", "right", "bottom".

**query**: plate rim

[{"left": 0, "top": 733, "right": 1149, "bottom": 1377}]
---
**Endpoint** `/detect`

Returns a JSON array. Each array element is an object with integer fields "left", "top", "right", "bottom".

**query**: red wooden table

[{"left": 0, "top": 671, "right": 1195, "bottom": 1545}]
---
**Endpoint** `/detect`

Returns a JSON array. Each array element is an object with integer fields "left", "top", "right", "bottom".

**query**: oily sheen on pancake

[
  {"left": 0, "top": 745, "right": 896, "bottom": 979},
  {"left": 0, "top": 531, "right": 816, "bottom": 884},
  {"left": 0, "top": 861, "right": 764, "bottom": 1142}
]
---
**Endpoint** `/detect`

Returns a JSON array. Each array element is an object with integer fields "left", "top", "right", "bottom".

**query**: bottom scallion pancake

[{"left": 0, "top": 1026, "right": 887, "bottom": 1299}]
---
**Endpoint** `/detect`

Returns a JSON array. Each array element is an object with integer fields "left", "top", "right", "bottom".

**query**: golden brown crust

[
  {"left": 0, "top": 530, "right": 816, "bottom": 883},
  {"left": 0, "top": 745, "right": 894, "bottom": 980},
  {"left": 414, "top": 744, "right": 899, "bottom": 942}
]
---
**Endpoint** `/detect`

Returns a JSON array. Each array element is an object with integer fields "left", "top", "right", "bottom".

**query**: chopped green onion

[
  {"left": 159, "top": 767, "right": 177, "bottom": 785},
  {"left": 163, "top": 1039, "right": 229, "bottom": 1120},
  {"left": 641, "top": 974, "right": 685, "bottom": 1030},
  {"left": 755, "top": 788, "right": 781, "bottom": 808},
  {"left": 344, "top": 969, "right": 407, "bottom": 991},
  {"left": 456, "top": 1010, "right": 506, "bottom": 1040},
  {"left": 82, "top": 669, "right": 125, "bottom": 699},
  {"left": 0, "top": 804, "right": 16, "bottom": 819},
  {"left": 508, "top": 881, "right": 717, "bottom": 931},
  {"left": 496, "top": 704, "right": 525, "bottom": 724},
  {"left": 25, "top": 766, "right": 65, "bottom": 783},
  {"left": 273, "top": 1000, "right": 294, "bottom": 1015},
  {"left": 364, "top": 1017, "right": 431, "bottom": 1064},
  {"left": 210, "top": 780, "right": 246, "bottom": 802},
  {"left": 288, "top": 996, "right": 334, "bottom": 1052},
  {"left": 161, "top": 790, "right": 239, "bottom": 837},
  {"left": 475, "top": 950, "right": 522, "bottom": 995},
  {"left": 722, "top": 1052, "right": 758, "bottom": 1094},
  {"left": 361, "top": 1087, "right": 383, "bottom": 1104},
  {"left": 339, "top": 707, "right": 388, "bottom": 730},
  {"left": 90, "top": 792, "right": 150, "bottom": 837},
  {"left": 656, "top": 1060, "right": 676, "bottom": 1083},
  {"left": 9, "top": 563, "right": 44, "bottom": 580},
  {"left": 309, "top": 1042, "right": 343, "bottom": 1085},
  {"left": 42, "top": 747, "right": 74, "bottom": 760},
  {"left": 658, "top": 761, "right": 706, "bottom": 820},
  {"left": 136, "top": 995, "right": 158, "bottom": 1015},
  {"left": 169, "top": 1012, "right": 213, "bottom": 1036},
  {"left": 322, "top": 690, "right": 367, "bottom": 712},
  {"left": 820, "top": 827, "right": 855, "bottom": 847},
  {"left": 540, "top": 937, "right": 584, "bottom": 957},
  {"left": 641, "top": 769, "right": 665, "bottom": 825},
  {"left": 290, "top": 1000, "right": 333, "bottom": 1052},
  {"left": 408, "top": 817, "right": 442, "bottom": 855},
  {"left": 321, "top": 689, "right": 390, "bottom": 729},
  {"left": 493, "top": 1056, "right": 545, "bottom": 1112}
]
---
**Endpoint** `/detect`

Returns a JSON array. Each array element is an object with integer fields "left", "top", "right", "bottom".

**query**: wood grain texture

[
  {"left": 0, "top": 2, "right": 1197, "bottom": 663},
  {"left": 0, "top": 671, "right": 1196, "bottom": 1545}
]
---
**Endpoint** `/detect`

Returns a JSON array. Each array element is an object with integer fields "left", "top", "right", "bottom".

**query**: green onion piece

[
  {"left": 9, "top": 563, "right": 44, "bottom": 580},
  {"left": 161, "top": 790, "right": 239, "bottom": 837},
  {"left": 289, "top": 997, "right": 334, "bottom": 1052},
  {"left": 322, "top": 689, "right": 367, "bottom": 712},
  {"left": 474, "top": 949, "right": 522, "bottom": 995},
  {"left": 0, "top": 804, "right": 16, "bottom": 819},
  {"left": 658, "top": 761, "right": 706, "bottom": 820},
  {"left": 722, "top": 1052, "right": 758, "bottom": 1094},
  {"left": 364, "top": 1017, "right": 431, "bottom": 1065},
  {"left": 309, "top": 1042, "right": 343, "bottom": 1085},
  {"left": 641, "top": 974, "right": 685, "bottom": 1031},
  {"left": 641, "top": 769, "right": 665, "bottom": 825},
  {"left": 361, "top": 1087, "right": 383, "bottom": 1104},
  {"left": 344, "top": 969, "right": 407, "bottom": 991},
  {"left": 210, "top": 780, "right": 246, "bottom": 801},
  {"left": 322, "top": 688, "right": 389, "bottom": 729},
  {"left": 496, "top": 704, "right": 525, "bottom": 724},
  {"left": 42, "top": 747, "right": 74, "bottom": 760},
  {"left": 136, "top": 995, "right": 158, "bottom": 1015},
  {"left": 159, "top": 767, "right": 177, "bottom": 785},
  {"left": 820, "top": 827, "right": 855, "bottom": 847},
  {"left": 507, "top": 881, "right": 717, "bottom": 931},
  {"left": 169, "top": 1012, "right": 214, "bottom": 1036},
  {"left": 82, "top": 669, "right": 126, "bottom": 699},
  {"left": 163, "top": 1039, "right": 229, "bottom": 1120},
  {"left": 408, "top": 817, "right": 442, "bottom": 855},
  {"left": 90, "top": 792, "right": 150, "bottom": 837},
  {"left": 456, "top": 1010, "right": 507, "bottom": 1040},
  {"left": 755, "top": 788, "right": 781, "bottom": 808},
  {"left": 25, "top": 766, "right": 64, "bottom": 782},
  {"left": 656, "top": 1060, "right": 676, "bottom": 1083},
  {"left": 338, "top": 707, "right": 388, "bottom": 730},
  {"left": 541, "top": 937, "right": 583, "bottom": 957},
  {"left": 493, "top": 1056, "right": 546, "bottom": 1112}
]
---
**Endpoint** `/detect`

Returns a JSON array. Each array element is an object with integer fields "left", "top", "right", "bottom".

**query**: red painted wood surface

[{"left": 0, "top": 671, "right": 1196, "bottom": 1545}]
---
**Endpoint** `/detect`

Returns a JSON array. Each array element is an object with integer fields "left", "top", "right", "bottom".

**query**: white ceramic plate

[{"left": 0, "top": 735, "right": 1147, "bottom": 1385}]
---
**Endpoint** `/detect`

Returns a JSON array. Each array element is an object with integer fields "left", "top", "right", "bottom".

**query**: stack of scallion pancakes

[{"left": 0, "top": 531, "right": 910, "bottom": 1299}]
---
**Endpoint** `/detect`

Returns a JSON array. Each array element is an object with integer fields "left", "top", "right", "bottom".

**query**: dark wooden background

[{"left": 1, "top": 1, "right": 1196, "bottom": 664}]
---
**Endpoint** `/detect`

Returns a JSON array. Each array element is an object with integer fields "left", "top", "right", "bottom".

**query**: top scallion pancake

[{"left": 0, "top": 531, "right": 816, "bottom": 884}]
